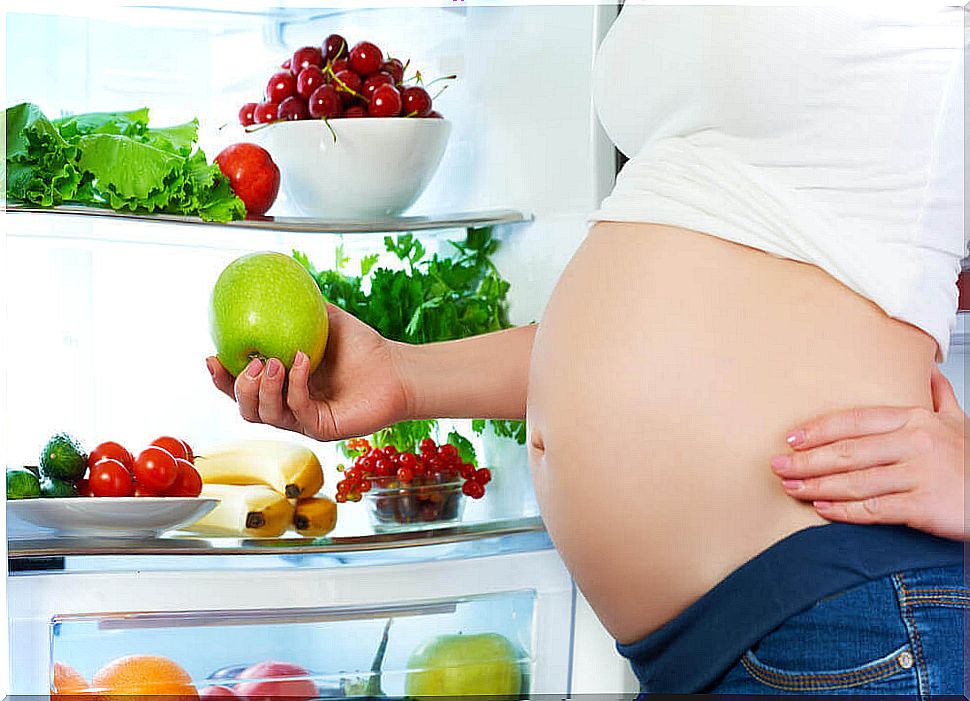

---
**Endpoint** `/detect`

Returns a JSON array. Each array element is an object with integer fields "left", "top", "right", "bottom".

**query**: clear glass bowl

[{"left": 363, "top": 480, "right": 466, "bottom": 532}]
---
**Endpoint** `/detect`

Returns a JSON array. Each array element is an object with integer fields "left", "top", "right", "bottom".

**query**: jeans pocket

[{"left": 738, "top": 642, "right": 918, "bottom": 693}]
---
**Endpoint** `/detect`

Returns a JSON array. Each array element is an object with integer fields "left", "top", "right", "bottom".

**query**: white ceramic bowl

[
  {"left": 7, "top": 497, "right": 219, "bottom": 538},
  {"left": 253, "top": 117, "right": 451, "bottom": 219}
]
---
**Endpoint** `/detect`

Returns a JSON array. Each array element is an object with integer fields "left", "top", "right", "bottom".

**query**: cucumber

[
  {"left": 39, "top": 433, "right": 87, "bottom": 481},
  {"left": 7, "top": 467, "right": 41, "bottom": 499},
  {"left": 40, "top": 477, "right": 79, "bottom": 498}
]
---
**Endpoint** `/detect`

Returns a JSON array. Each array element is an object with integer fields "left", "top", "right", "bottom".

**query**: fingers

[
  {"left": 812, "top": 493, "right": 914, "bottom": 527},
  {"left": 286, "top": 351, "right": 330, "bottom": 436},
  {"left": 931, "top": 367, "right": 962, "bottom": 417},
  {"left": 233, "top": 358, "right": 265, "bottom": 423},
  {"left": 257, "top": 358, "right": 293, "bottom": 428},
  {"left": 786, "top": 406, "right": 912, "bottom": 451},
  {"left": 780, "top": 462, "right": 914, "bottom": 502},
  {"left": 770, "top": 430, "right": 916, "bottom": 479},
  {"left": 206, "top": 357, "right": 236, "bottom": 399}
]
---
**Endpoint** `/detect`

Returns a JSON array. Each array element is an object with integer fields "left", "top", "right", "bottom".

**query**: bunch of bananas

[{"left": 187, "top": 441, "right": 337, "bottom": 538}]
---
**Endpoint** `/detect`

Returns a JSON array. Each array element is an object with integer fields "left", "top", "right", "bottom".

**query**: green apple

[
  {"left": 209, "top": 252, "right": 329, "bottom": 377},
  {"left": 404, "top": 632, "right": 524, "bottom": 699}
]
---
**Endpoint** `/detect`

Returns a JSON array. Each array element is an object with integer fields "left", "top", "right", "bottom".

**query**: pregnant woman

[{"left": 208, "top": 5, "right": 967, "bottom": 696}]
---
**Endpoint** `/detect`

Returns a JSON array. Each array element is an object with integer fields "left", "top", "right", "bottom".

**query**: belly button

[{"left": 529, "top": 430, "right": 546, "bottom": 455}]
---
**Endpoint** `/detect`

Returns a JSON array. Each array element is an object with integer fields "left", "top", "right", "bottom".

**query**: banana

[
  {"left": 294, "top": 496, "right": 338, "bottom": 537},
  {"left": 190, "top": 484, "right": 295, "bottom": 538},
  {"left": 195, "top": 440, "right": 324, "bottom": 499}
]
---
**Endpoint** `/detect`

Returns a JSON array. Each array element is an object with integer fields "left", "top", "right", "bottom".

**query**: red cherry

[
  {"left": 381, "top": 58, "right": 405, "bottom": 84},
  {"left": 253, "top": 101, "right": 280, "bottom": 124},
  {"left": 308, "top": 85, "right": 343, "bottom": 119},
  {"left": 292, "top": 46, "right": 323, "bottom": 74},
  {"left": 348, "top": 41, "right": 384, "bottom": 76},
  {"left": 369, "top": 84, "right": 402, "bottom": 117},
  {"left": 327, "top": 59, "right": 350, "bottom": 79},
  {"left": 427, "top": 110, "right": 444, "bottom": 119},
  {"left": 343, "top": 104, "right": 367, "bottom": 118},
  {"left": 238, "top": 102, "right": 258, "bottom": 127},
  {"left": 266, "top": 71, "right": 297, "bottom": 102},
  {"left": 401, "top": 86, "right": 433, "bottom": 117},
  {"left": 362, "top": 72, "right": 395, "bottom": 101},
  {"left": 281, "top": 58, "right": 292, "bottom": 71},
  {"left": 332, "top": 69, "right": 362, "bottom": 105},
  {"left": 277, "top": 96, "right": 309, "bottom": 121},
  {"left": 297, "top": 66, "right": 326, "bottom": 100},
  {"left": 324, "top": 34, "right": 348, "bottom": 62}
]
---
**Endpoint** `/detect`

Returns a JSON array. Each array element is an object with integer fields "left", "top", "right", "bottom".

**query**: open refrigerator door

[{"left": 4, "top": 1, "right": 638, "bottom": 695}]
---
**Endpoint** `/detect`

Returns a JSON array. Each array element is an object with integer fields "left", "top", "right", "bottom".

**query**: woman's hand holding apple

[{"left": 206, "top": 302, "right": 411, "bottom": 442}]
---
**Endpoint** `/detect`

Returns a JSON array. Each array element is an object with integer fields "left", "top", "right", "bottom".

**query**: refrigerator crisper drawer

[{"left": 50, "top": 592, "right": 535, "bottom": 697}]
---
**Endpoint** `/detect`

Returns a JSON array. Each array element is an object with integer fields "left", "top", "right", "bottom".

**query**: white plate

[{"left": 7, "top": 497, "right": 219, "bottom": 538}]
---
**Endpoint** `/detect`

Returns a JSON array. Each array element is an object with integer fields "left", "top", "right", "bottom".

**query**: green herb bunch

[{"left": 293, "top": 227, "right": 527, "bottom": 459}]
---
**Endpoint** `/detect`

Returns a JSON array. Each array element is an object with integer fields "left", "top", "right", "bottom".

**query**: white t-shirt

[{"left": 591, "top": 4, "right": 966, "bottom": 358}]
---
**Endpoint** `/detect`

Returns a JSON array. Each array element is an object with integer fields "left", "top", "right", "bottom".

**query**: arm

[
  {"left": 394, "top": 324, "right": 535, "bottom": 421},
  {"left": 207, "top": 302, "right": 535, "bottom": 442},
  {"left": 770, "top": 368, "right": 967, "bottom": 541}
]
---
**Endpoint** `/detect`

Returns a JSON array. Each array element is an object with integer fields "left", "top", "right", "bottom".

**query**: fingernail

[
  {"left": 782, "top": 479, "right": 804, "bottom": 491},
  {"left": 294, "top": 351, "right": 308, "bottom": 368},
  {"left": 266, "top": 359, "right": 281, "bottom": 379},
  {"left": 786, "top": 430, "right": 806, "bottom": 447},
  {"left": 770, "top": 455, "right": 791, "bottom": 471},
  {"left": 245, "top": 359, "right": 263, "bottom": 378},
  {"left": 813, "top": 500, "right": 832, "bottom": 509},
  {"left": 206, "top": 358, "right": 216, "bottom": 378}
]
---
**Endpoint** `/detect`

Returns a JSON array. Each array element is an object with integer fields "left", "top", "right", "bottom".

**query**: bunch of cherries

[
  {"left": 239, "top": 35, "right": 447, "bottom": 126},
  {"left": 335, "top": 437, "right": 491, "bottom": 503}
]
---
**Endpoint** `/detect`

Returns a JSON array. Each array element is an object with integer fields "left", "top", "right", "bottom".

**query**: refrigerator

[{"left": 3, "top": 1, "right": 640, "bottom": 695}]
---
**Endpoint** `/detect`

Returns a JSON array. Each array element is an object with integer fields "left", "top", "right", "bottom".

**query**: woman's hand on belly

[{"left": 772, "top": 368, "right": 967, "bottom": 542}]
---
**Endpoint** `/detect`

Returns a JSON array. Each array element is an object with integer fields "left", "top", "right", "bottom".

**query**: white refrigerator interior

[{"left": 4, "top": 2, "right": 638, "bottom": 695}]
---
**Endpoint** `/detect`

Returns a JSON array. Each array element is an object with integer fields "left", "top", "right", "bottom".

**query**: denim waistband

[{"left": 615, "top": 523, "right": 965, "bottom": 693}]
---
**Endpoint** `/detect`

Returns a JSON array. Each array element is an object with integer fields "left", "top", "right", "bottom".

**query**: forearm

[{"left": 392, "top": 324, "right": 537, "bottom": 421}]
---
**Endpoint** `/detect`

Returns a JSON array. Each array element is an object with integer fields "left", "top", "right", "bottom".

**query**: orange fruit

[
  {"left": 51, "top": 661, "right": 90, "bottom": 697},
  {"left": 92, "top": 655, "right": 198, "bottom": 699}
]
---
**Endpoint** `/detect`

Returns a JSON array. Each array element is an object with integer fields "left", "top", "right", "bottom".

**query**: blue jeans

[{"left": 705, "top": 565, "right": 968, "bottom": 697}]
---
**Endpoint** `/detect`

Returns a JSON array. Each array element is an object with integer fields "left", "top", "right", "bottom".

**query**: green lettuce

[{"left": 5, "top": 102, "right": 245, "bottom": 222}]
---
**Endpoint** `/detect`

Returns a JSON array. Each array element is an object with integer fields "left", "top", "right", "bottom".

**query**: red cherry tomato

[
  {"left": 133, "top": 446, "right": 179, "bottom": 494},
  {"left": 88, "top": 441, "right": 134, "bottom": 470},
  {"left": 89, "top": 459, "right": 135, "bottom": 497},
  {"left": 76, "top": 478, "right": 93, "bottom": 497},
  {"left": 214, "top": 143, "right": 281, "bottom": 216},
  {"left": 151, "top": 436, "right": 191, "bottom": 462},
  {"left": 166, "top": 458, "right": 203, "bottom": 498}
]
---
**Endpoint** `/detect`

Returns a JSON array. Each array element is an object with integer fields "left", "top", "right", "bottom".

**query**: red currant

[
  {"left": 475, "top": 468, "right": 492, "bottom": 485},
  {"left": 374, "top": 458, "right": 392, "bottom": 474},
  {"left": 420, "top": 438, "right": 437, "bottom": 453},
  {"left": 346, "top": 467, "right": 363, "bottom": 481},
  {"left": 324, "top": 34, "right": 348, "bottom": 62},
  {"left": 335, "top": 492, "right": 348, "bottom": 503},
  {"left": 266, "top": 71, "right": 297, "bottom": 102},
  {"left": 398, "top": 452, "right": 417, "bottom": 469},
  {"left": 401, "top": 86, "right": 433, "bottom": 117},
  {"left": 359, "top": 479, "right": 372, "bottom": 493},
  {"left": 349, "top": 41, "right": 384, "bottom": 76},
  {"left": 238, "top": 102, "right": 258, "bottom": 127},
  {"left": 438, "top": 444, "right": 459, "bottom": 462},
  {"left": 463, "top": 480, "right": 485, "bottom": 499},
  {"left": 383, "top": 445, "right": 398, "bottom": 456},
  {"left": 459, "top": 463, "right": 476, "bottom": 480},
  {"left": 397, "top": 466, "right": 414, "bottom": 482}
]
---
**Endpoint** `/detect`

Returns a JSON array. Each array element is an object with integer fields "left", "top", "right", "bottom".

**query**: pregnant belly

[{"left": 526, "top": 221, "right": 936, "bottom": 644}]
